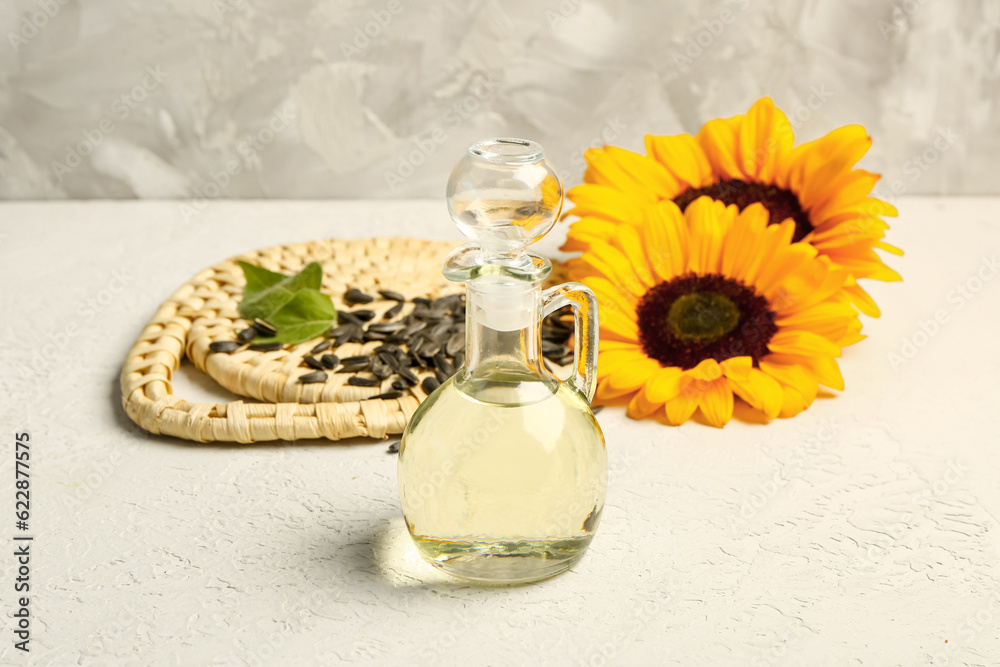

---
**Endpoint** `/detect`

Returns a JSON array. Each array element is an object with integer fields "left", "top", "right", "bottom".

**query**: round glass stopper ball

[{"left": 445, "top": 138, "right": 564, "bottom": 261}]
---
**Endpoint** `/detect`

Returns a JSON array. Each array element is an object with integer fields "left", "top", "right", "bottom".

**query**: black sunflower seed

[
  {"left": 299, "top": 371, "right": 328, "bottom": 384},
  {"left": 419, "top": 341, "right": 441, "bottom": 358},
  {"left": 410, "top": 351, "right": 428, "bottom": 368},
  {"left": 338, "top": 311, "right": 363, "bottom": 326},
  {"left": 351, "top": 309, "right": 376, "bottom": 322},
  {"left": 434, "top": 368, "right": 450, "bottom": 384},
  {"left": 320, "top": 353, "right": 339, "bottom": 369},
  {"left": 311, "top": 340, "right": 332, "bottom": 355},
  {"left": 209, "top": 341, "right": 241, "bottom": 353},
  {"left": 433, "top": 353, "right": 454, "bottom": 376},
  {"left": 377, "top": 351, "right": 400, "bottom": 371},
  {"left": 252, "top": 319, "right": 278, "bottom": 337},
  {"left": 374, "top": 344, "right": 399, "bottom": 355},
  {"left": 336, "top": 361, "right": 370, "bottom": 373},
  {"left": 408, "top": 338, "right": 424, "bottom": 357},
  {"left": 237, "top": 327, "right": 258, "bottom": 343},
  {"left": 248, "top": 342, "right": 283, "bottom": 352},
  {"left": 371, "top": 359, "right": 393, "bottom": 380},
  {"left": 383, "top": 302, "right": 404, "bottom": 320},
  {"left": 340, "top": 355, "right": 370, "bottom": 364},
  {"left": 303, "top": 356, "right": 324, "bottom": 370},
  {"left": 429, "top": 321, "right": 452, "bottom": 340},
  {"left": 386, "top": 441, "right": 400, "bottom": 454},
  {"left": 391, "top": 379, "right": 407, "bottom": 391},
  {"left": 368, "top": 321, "right": 405, "bottom": 334},
  {"left": 452, "top": 352, "right": 465, "bottom": 369},
  {"left": 397, "top": 366, "right": 419, "bottom": 385},
  {"left": 364, "top": 331, "right": 388, "bottom": 341},
  {"left": 371, "top": 391, "right": 403, "bottom": 400},
  {"left": 378, "top": 289, "right": 405, "bottom": 302},
  {"left": 348, "top": 376, "right": 379, "bottom": 387},
  {"left": 412, "top": 297, "right": 432, "bottom": 307},
  {"left": 400, "top": 321, "right": 427, "bottom": 338},
  {"left": 421, "top": 376, "right": 440, "bottom": 394},
  {"left": 445, "top": 332, "right": 464, "bottom": 356},
  {"left": 345, "top": 288, "right": 374, "bottom": 305}
]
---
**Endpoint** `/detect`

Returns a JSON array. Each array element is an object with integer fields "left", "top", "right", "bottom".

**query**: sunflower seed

[
  {"left": 445, "top": 332, "right": 464, "bottom": 356},
  {"left": 433, "top": 353, "right": 454, "bottom": 376},
  {"left": 408, "top": 338, "right": 424, "bottom": 357},
  {"left": 400, "top": 321, "right": 427, "bottom": 338},
  {"left": 371, "top": 359, "right": 393, "bottom": 380},
  {"left": 336, "top": 361, "right": 370, "bottom": 373},
  {"left": 419, "top": 341, "right": 441, "bottom": 358},
  {"left": 333, "top": 325, "right": 362, "bottom": 346},
  {"left": 378, "top": 289, "right": 405, "bottom": 302},
  {"left": 391, "top": 379, "right": 407, "bottom": 391},
  {"left": 320, "top": 354, "right": 339, "bottom": 369},
  {"left": 248, "top": 342, "right": 283, "bottom": 352},
  {"left": 237, "top": 327, "right": 258, "bottom": 343},
  {"left": 434, "top": 368, "right": 450, "bottom": 384},
  {"left": 209, "top": 341, "right": 241, "bottom": 353},
  {"left": 303, "top": 356, "right": 324, "bottom": 370},
  {"left": 372, "top": 390, "right": 403, "bottom": 400},
  {"left": 341, "top": 355, "right": 370, "bottom": 364},
  {"left": 410, "top": 351, "right": 428, "bottom": 368},
  {"left": 368, "top": 321, "right": 405, "bottom": 334},
  {"left": 452, "top": 352, "right": 465, "bottom": 369},
  {"left": 348, "top": 376, "right": 380, "bottom": 387},
  {"left": 377, "top": 351, "right": 400, "bottom": 371},
  {"left": 345, "top": 288, "right": 374, "bottom": 305},
  {"left": 364, "top": 331, "right": 388, "bottom": 341},
  {"left": 397, "top": 366, "right": 419, "bottom": 386},
  {"left": 299, "top": 371, "right": 328, "bottom": 384},
  {"left": 350, "top": 309, "right": 376, "bottom": 322},
  {"left": 252, "top": 319, "right": 278, "bottom": 337},
  {"left": 429, "top": 321, "right": 452, "bottom": 340},
  {"left": 374, "top": 343, "right": 399, "bottom": 355},
  {"left": 311, "top": 340, "right": 332, "bottom": 354},
  {"left": 383, "top": 302, "right": 404, "bottom": 320},
  {"left": 386, "top": 441, "right": 400, "bottom": 454},
  {"left": 421, "top": 376, "right": 440, "bottom": 394},
  {"left": 338, "top": 311, "right": 363, "bottom": 326},
  {"left": 413, "top": 297, "right": 432, "bottom": 307}
]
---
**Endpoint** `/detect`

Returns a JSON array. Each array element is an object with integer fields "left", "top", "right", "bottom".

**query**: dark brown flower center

[
  {"left": 636, "top": 274, "right": 777, "bottom": 369},
  {"left": 673, "top": 179, "right": 813, "bottom": 242}
]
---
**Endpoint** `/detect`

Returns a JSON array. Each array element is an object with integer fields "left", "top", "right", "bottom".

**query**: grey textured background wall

[{"left": 0, "top": 0, "right": 995, "bottom": 200}]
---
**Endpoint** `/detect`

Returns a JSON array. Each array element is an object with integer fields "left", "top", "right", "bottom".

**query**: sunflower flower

[
  {"left": 561, "top": 97, "right": 901, "bottom": 316},
  {"left": 571, "top": 196, "right": 862, "bottom": 427}
]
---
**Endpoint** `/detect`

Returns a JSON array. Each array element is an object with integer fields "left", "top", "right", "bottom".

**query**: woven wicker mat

[{"left": 120, "top": 237, "right": 459, "bottom": 443}]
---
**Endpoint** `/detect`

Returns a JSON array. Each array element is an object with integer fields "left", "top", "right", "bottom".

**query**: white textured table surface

[{"left": 1, "top": 198, "right": 999, "bottom": 666}]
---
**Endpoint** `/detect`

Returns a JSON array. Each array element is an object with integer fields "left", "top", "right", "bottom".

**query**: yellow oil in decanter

[{"left": 398, "top": 364, "right": 607, "bottom": 584}]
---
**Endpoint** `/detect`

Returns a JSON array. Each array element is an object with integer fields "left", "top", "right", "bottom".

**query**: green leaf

[
  {"left": 251, "top": 290, "right": 337, "bottom": 345},
  {"left": 238, "top": 260, "right": 289, "bottom": 296},
  {"left": 238, "top": 261, "right": 323, "bottom": 321}
]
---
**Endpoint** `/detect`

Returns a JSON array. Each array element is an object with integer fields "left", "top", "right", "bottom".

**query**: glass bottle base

[{"left": 411, "top": 534, "right": 593, "bottom": 584}]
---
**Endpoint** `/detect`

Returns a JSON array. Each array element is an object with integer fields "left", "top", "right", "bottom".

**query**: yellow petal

[
  {"left": 566, "top": 184, "right": 647, "bottom": 225},
  {"left": 664, "top": 393, "right": 699, "bottom": 425},
  {"left": 612, "top": 225, "right": 656, "bottom": 289},
  {"left": 685, "top": 358, "right": 722, "bottom": 382},
  {"left": 766, "top": 330, "right": 841, "bottom": 358},
  {"left": 728, "top": 368, "right": 783, "bottom": 419},
  {"left": 720, "top": 356, "right": 752, "bottom": 380},
  {"left": 607, "top": 357, "right": 662, "bottom": 392},
  {"left": 779, "top": 385, "right": 808, "bottom": 418},
  {"left": 697, "top": 379, "right": 734, "bottom": 427},
  {"left": 759, "top": 359, "right": 818, "bottom": 403},
  {"left": 645, "top": 367, "right": 684, "bottom": 403},
  {"left": 627, "top": 390, "right": 663, "bottom": 419},
  {"left": 696, "top": 115, "right": 744, "bottom": 181},
  {"left": 644, "top": 201, "right": 690, "bottom": 281},
  {"left": 738, "top": 97, "right": 793, "bottom": 182},
  {"left": 645, "top": 133, "right": 714, "bottom": 189}
]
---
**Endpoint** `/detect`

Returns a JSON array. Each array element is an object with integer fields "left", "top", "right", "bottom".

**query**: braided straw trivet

[{"left": 120, "top": 237, "right": 459, "bottom": 443}]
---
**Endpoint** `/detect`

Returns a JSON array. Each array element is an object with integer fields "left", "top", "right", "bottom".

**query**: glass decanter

[{"left": 398, "top": 138, "right": 607, "bottom": 584}]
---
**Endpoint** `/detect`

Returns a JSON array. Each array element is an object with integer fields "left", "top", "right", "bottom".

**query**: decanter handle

[{"left": 542, "top": 282, "right": 599, "bottom": 403}]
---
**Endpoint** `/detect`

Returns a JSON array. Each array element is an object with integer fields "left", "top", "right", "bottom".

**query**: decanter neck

[{"left": 459, "top": 278, "right": 544, "bottom": 381}]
